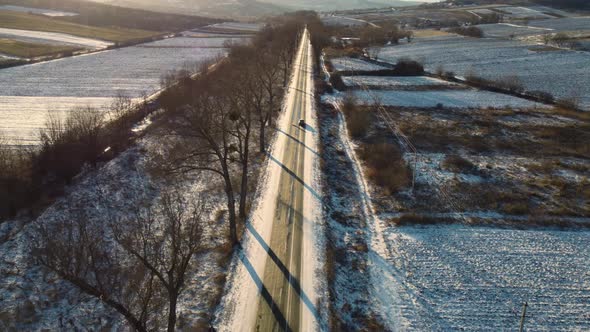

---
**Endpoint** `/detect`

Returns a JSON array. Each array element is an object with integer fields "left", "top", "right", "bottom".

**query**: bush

[
  {"left": 494, "top": 75, "right": 525, "bottom": 94},
  {"left": 449, "top": 26, "right": 484, "bottom": 38},
  {"left": 358, "top": 142, "right": 410, "bottom": 194},
  {"left": 393, "top": 58, "right": 424, "bottom": 76},
  {"left": 0, "top": 142, "right": 34, "bottom": 219},
  {"left": 556, "top": 97, "right": 580, "bottom": 111},
  {"left": 529, "top": 90, "right": 554, "bottom": 103},
  {"left": 442, "top": 154, "right": 477, "bottom": 173},
  {"left": 34, "top": 108, "right": 106, "bottom": 186},
  {"left": 341, "top": 94, "right": 370, "bottom": 138}
]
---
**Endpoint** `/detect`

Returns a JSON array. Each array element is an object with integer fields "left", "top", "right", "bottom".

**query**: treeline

[
  {"left": 0, "top": 0, "right": 220, "bottom": 32},
  {"left": 155, "top": 11, "right": 329, "bottom": 245},
  {"left": 0, "top": 95, "right": 153, "bottom": 220}
]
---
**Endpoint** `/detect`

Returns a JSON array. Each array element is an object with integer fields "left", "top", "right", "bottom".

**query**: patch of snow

[
  {"left": 0, "top": 5, "right": 78, "bottom": 17},
  {"left": 0, "top": 28, "right": 112, "bottom": 49},
  {"left": 342, "top": 75, "right": 457, "bottom": 88},
  {"left": 351, "top": 89, "right": 547, "bottom": 109}
]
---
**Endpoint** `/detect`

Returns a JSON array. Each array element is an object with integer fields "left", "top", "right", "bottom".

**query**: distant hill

[
  {"left": 257, "top": 0, "right": 421, "bottom": 11},
  {"left": 87, "top": 0, "right": 288, "bottom": 19},
  {"left": 0, "top": 0, "right": 220, "bottom": 31},
  {"left": 87, "top": 0, "right": 419, "bottom": 18}
]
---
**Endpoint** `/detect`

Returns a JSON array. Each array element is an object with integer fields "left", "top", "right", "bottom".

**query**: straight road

[
  {"left": 218, "top": 27, "right": 319, "bottom": 332},
  {"left": 253, "top": 28, "right": 316, "bottom": 332}
]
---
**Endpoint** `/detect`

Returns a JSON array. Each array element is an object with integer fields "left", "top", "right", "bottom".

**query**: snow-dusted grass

[
  {"left": 0, "top": 35, "right": 234, "bottom": 144},
  {"left": 342, "top": 75, "right": 456, "bottom": 89},
  {"left": 0, "top": 28, "right": 113, "bottom": 49},
  {"left": 0, "top": 5, "right": 78, "bottom": 17},
  {"left": 350, "top": 89, "right": 545, "bottom": 109},
  {"left": 330, "top": 57, "right": 388, "bottom": 72},
  {"left": 383, "top": 225, "right": 590, "bottom": 331},
  {"left": 378, "top": 35, "right": 590, "bottom": 109}
]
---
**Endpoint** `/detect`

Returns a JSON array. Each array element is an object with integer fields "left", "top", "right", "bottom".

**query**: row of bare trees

[
  {"left": 154, "top": 14, "right": 328, "bottom": 245},
  {"left": 24, "top": 12, "right": 331, "bottom": 332}
]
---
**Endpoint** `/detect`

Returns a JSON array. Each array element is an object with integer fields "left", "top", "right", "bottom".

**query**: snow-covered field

[
  {"left": 0, "top": 5, "right": 78, "bottom": 17},
  {"left": 0, "top": 35, "right": 234, "bottom": 144},
  {"left": 330, "top": 57, "right": 388, "bottom": 72},
  {"left": 381, "top": 225, "right": 590, "bottom": 331},
  {"left": 0, "top": 28, "right": 113, "bottom": 49},
  {"left": 321, "top": 15, "right": 370, "bottom": 27},
  {"left": 378, "top": 35, "right": 590, "bottom": 109},
  {"left": 349, "top": 89, "right": 545, "bottom": 109},
  {"left": 479, "top": 17, "right": 590, "bottom": 38},
  {"left": 478, "top": 23, "right": 554, "bottom": 38},
  {"left": 342, "top": 75, "right": 456, "bottom": 89},
  {"left": 0, "top": 97, "right": 117, "bottom": 145},
  {"left": 204, "top": 22, "right": 264, "bottom": 33},
  {"left": 496, "top": 6, "right": 556, "bottom": 19}
]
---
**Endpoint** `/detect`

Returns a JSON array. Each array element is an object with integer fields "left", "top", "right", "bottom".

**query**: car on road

[{"left": 298, "top": 119, "right": 305, "bottom": 127}]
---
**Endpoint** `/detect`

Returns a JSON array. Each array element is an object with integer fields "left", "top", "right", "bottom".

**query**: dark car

[{"left": 298, "top": 119, "right": 305, "bottom": 127}]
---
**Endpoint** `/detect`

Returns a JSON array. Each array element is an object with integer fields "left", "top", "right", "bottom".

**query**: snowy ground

[
  {"left": 0, "top": 96, "right": 114, "bottom": 145},
  {"left": 0, "top": 131, "right": 235, "bottom": 330},
  {"left": 203, "top": 22, "right": 264, "bottom": 33},
  {"left": 330, "top": 57, "right": 388, "bottom": 72},
  {"left": 342, "top": 76, "right": 457, "bottom": 89},
  {"left": 0, "top": 28, "right": 113, "bottom": 49},
  {"left": 0, "top": 34, "right": 237, "bottom": 144},
  {"left": 343, "top": 89, "right": 546, "bottom": 109},
  {"left": 378, "top": 35, "right": 590, "bottom": 109},
  {"left": 381, "top": 224, "right": 590, "bottom": 331},
  {"left": 495, "top": 6, "right": 556, "bottom": 20},
  {"left": 321, "top": 15, "right": 371, "bottom": 27},
  {"left": 0, "top": 5, "right": 78, "bottom": 17}
]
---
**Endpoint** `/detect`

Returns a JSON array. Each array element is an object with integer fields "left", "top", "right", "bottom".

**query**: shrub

[
  {"left": 393, "top": 58, "right": 424, "bottom": 76},
  {"left": 442, "top": 154, "right": 477, "bottom": 173},
  {"left": 341, "top": 94, "right": 370, "bottom": 138},
  {"left": 0, "top": 141, "right": 34, "bottom": 219},
  {"left": 556, "top": 97, "right": 580, "bottom": 111},
  {"left": 494, "top": 75, "right": 525, "bottom": 94},
  {"left": 358, "top": 142, "right": 410, "bottom": 194},
  {"left": 529, "top": 90, "right": 554, "bottom": 103},
  {"left": 34, "top": 108, "right": 106, "bottom": 185}
]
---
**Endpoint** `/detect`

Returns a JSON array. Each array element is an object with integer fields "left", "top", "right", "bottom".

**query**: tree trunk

[
  {"left": 239, "top": 127, "right": 250, "bottom": 222},
  {"left": 222, "top": 166, "right": 238, "bottom": 245},
  {"left": 239, "top": 157, "right": 249, "bottom": 222},
  {"left": 259, "top": 120, "right": 266, "bottom": 153},
  {"left": 167, "top": 292, "right": 177, "bottom": 332}
]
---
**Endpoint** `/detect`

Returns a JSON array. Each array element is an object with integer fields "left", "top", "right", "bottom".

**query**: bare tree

[
  {"left": 156, "top": 72, "right": 241, "bottom": 244},
  {"left": 112, "top": 191, "right": 204, "bottom": 332},
  {"left": 33, "top": 190, "right": 205, "bottom": 331},
  {"left": 253, "top": 48, "right": 282, "bottom": 153},
  {"left": 33, "top": 207, "right": 159, "bottom": 332}
]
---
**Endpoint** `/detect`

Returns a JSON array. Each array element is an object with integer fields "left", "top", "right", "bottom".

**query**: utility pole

[{"left": 519, "top": 302, "right": 528, "bottom": 332}]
